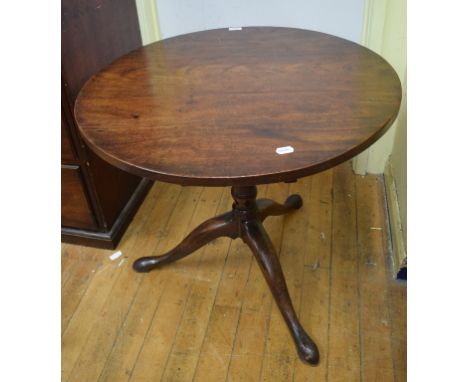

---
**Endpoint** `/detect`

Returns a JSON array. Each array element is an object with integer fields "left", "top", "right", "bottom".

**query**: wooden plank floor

[{"left": 62, "top": 162, "right": 406, "bottom": 382}]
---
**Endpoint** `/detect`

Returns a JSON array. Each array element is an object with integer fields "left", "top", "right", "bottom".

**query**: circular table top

[{"left": 75, "top": 27, "right": 401, "bottom": 186}]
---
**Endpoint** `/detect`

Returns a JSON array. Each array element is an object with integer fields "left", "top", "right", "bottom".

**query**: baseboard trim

[
  {"left": 62, "top": 178, "right": 153, "bottom": 249},
  {"left": 384, "top": 162, "right": 407, "bottom": 279}
]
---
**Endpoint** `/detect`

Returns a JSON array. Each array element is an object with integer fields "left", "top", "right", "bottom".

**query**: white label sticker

[
  {"left": 276, "top": 146, "right": 295, "bottom": 155},
  {"left": 228, "top": 27, "right": 243, "bottom": 31},
  {"left": 109, "top": 250, "right": 123, "bottom": 261}
]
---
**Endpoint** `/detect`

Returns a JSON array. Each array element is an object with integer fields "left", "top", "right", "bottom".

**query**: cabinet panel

[
  {"left": 87, "top": 149, "right": 141, "bottom": 228},
  {"left": 61, "top": 0, "right": 151, "bottom": 248},
  {"left": 61, "top": 115, "right": 77, "bottom": 163},
  {"left": 61, "top": 166, "right": 97, "bottom": 229},
  {"left": 61, "top": 0, "right": 141, "bottom": 101}
]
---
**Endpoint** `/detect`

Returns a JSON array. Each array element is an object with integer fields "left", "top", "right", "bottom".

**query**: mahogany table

[{"left": 75, "top": 27, "right": 401, "bottom": 365}]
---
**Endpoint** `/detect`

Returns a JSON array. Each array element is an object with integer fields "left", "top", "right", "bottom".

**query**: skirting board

[{"left": 384, "top": 162, "right": 407, "bottom": 279}]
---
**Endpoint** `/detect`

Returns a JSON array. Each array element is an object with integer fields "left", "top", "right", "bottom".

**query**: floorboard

[{"left": 62, "top": 162, "right": 406, "bottom": 381}]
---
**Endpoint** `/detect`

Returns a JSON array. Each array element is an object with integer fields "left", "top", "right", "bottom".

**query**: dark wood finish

[
  {"left": 61, "top": 178, "right": 153, "bottom": 249},
  {"left": 86, "top": 149, "right": 142, "bottom": 229},
  {"left": 75, "top": 27, "right": 402, "bottom": 365},
  {"left": 242, "top": 218, "right": 319, "bottom": 365},
  {"left": 61, "top": 0, "right": 142, "bottom": 101},
  {"left": 62, "top": 168, "right": 407, "bottom": 379},
  {"left": 61, "top": 115, "right": 77, "bottom": 163},
  {"left": 257, "top": 195, "right": 303, "bottom": 221},
  {"left": 61, "top": 165, "right": 96, "bottom": 229},
  {"left": 61, "top": 0, "right": 153, "bottom": 248},
  {"left": 133, "top": 211, "right": 236, "bottom": 271},
  {"left": 61, "top": 87, "right": 82, "bottom": 165},
  {"left": 75, "top": 27, "right": 401, "bottom": 186},
  {"left": 133, "top": 185, "right": 319, "bottom": 365}
]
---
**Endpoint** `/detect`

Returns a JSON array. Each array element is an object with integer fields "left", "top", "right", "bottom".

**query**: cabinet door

[
  {"left": 61, "top": 115, "right": 77, "bottom": 163},
  {"left": 61, "top": 0, "right": 141, "bottom": 101},
  {"left": 61, "top": 165, "right": 97, "bottom": 229}
]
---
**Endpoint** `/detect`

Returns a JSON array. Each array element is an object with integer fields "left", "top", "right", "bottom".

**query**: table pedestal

[{"left": 133, "top": 185, "right": 319, "bottom": 365}]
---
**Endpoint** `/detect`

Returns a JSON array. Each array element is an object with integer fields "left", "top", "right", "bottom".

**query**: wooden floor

[{"left": 62, "top": 162, "right": 406, "bottom": 382}]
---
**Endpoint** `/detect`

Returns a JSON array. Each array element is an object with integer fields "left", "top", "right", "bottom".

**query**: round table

[{"left": 75, "top": 27, "right": 401, "bottom": 366}]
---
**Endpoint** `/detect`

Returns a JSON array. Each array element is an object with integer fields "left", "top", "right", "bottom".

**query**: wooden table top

[{"left": 75, "top": 27, "right": 401, "bottom": 186}]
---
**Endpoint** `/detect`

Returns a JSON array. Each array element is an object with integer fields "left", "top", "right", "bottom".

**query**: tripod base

[{"left": 133, "top": 185, "right": 319, "bottom": 365}]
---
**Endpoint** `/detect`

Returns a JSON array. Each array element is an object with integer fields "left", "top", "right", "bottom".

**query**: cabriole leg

[
  {"left": 241, "top": 217, "right": 319, "bottom": 365},
  {"left": 256, "top": 194, "right": 303, "bottom": 221},
  {"left": 133, "top": 211, "right": 237, "bottom": 272}
]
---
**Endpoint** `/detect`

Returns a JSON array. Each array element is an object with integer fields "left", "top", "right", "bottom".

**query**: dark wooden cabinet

[
  {"left": 61, "top": 165, "right": 97, "bottom": 230},
  {"left": 61, "top": 0, "right": 153, "bottom": 248}
]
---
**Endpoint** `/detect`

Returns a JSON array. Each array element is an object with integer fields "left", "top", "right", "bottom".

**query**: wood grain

[
  {"left": 61, "top": 0, "right": 149, "bottom": 248},
  {"left": 61, "top": 249, "right": 100, "bottom": 335},
  {"left": 124, "top": 185, "right": 204, "bottom": 381},
  {"left": 61, "top": 165, "right": 406, "bottom": 381},
  {"left": 75, "top": 27, "right": 401, "bottom": 186},
  {"left": 61, "top": 182, "right": 165, "bottom": 381},
  {"left": 61, "top": 166, "right": 96, "bottom": 229},
  {"left": 192, "top": 186, "right": 269, "bottom": 381},
  {"left": 327, "top": 162, "right": 361, "bottom": 381},
  {"left": 293, "top": 169, "right": 333, "bottom": 381},
  {"left": 161, "top": 188, "right": 233, "bottom": 381},
  {"left": 356, "top": 175, "right": 394, "bottom": 381}
]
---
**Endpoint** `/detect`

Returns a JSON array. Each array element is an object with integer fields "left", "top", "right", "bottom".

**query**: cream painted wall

[
  {"left": 155, "top": 0, "right": 365, "bottom": 43},
  {"left": 353, "top": 0, "right": 407, "bottom": 175},
  {"left": 390, "top": 71, "right": 407, "bottom": 246},
  {"left": 135, "top": 0, "right": 161, "bottom": 45},
  {"left": 353, "top": 0, "right": 407, "bottom": 273}
]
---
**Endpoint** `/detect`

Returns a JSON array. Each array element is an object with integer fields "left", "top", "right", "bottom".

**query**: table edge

[{"left": 77, "top": 112, "right": 398, "bottom": 187}]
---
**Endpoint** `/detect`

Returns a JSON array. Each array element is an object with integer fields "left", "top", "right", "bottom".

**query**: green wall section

[
  {"left": 135, "top": 0, "right": 161, "bottom": 45},
  {"left": 383, "top": 0, "right": 407, "bottom": 249},
  {"left": 357, "top": 0, "right": 407, "bottom": 174}
]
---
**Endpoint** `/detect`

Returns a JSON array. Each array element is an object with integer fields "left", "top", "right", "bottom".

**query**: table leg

[
  {"left": 132, "top": 185, "right": 320, "bottom": 365},
  {"left": 133, "top": 211, "right": 238, "bottom": 272},
  {"left": 256, "top": 194, "right": 303, "bottom": 221},
  {"left": 241, "top": 217, "right": 320, "bottom": 365}
]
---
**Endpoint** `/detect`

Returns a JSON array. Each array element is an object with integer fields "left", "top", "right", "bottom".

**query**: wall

[
  {"left": 156, "top": 0, "right": 365, "bottom": 43},
  {"left": 391, "top": 73, "right": 407, "bottom": 246},
  {"left": 351, "top": 0, "right": 406, "bottom": 276},
  {"left": 353, "top": 0, "right": 407, "bottom": 174},
  {"left": 386, "top": 70, "right": 407, "bottom": 276},
  {"left": 135, "top": 0, "right": 161, "bottom": 45}
]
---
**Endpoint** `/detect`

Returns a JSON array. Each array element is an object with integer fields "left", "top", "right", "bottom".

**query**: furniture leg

[
  {"left": 133, "top": 185, "right": 319, "bottom": 366},
  {"left": 241, "top": 217, "right": 319, "bottom": 365},
  {"left": 133, "top": 211, "right": 237, "bottom": 272},
  {"left": 256, "top": 194, "right": 303, "bottom": 221}
]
